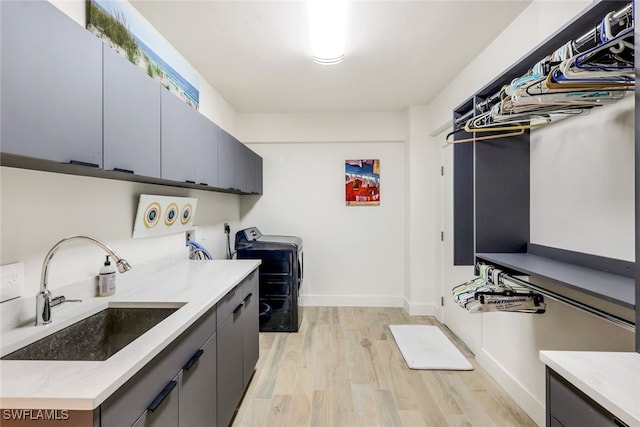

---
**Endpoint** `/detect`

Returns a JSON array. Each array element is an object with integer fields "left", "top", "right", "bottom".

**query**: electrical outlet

[{"left": 0, "top": 262, "right": 24, "bottom": 303}]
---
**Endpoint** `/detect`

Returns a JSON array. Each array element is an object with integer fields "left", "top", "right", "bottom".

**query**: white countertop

[
  {"left": 0, "top": 258, "right": 260, "bottom": 411},
  {"left": 540, "top": 350, "right": 640, "bottom": 427}
]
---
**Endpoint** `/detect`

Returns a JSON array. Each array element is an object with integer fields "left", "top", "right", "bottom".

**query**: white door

[{"left": 440, "top": 130, "right": 482, "bottom": 355}]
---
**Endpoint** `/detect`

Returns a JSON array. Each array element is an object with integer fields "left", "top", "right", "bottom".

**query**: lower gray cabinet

[
  {"left": 241, "top": 273, "right": 259, "bottom": 388},
  {"left": 131, "top": 374, "right": 179, "bottom": 427},
  {"left": 546, "top": 368, "right": 626, "bottom": 427},
  {"left": 100, "top": 270, "right": 258, "bottom": 427},
  {"left": 179, "top": 334, "right": 217, "bottom": 426},
  {"left": 100, "top": 307, "right": 216, "bottom": 427},
  {"left": 217, "top": 269, "right": 260, "bottom": 427},
  {"left": 217, "top": 309, "right": 244, "bottom": 427}
]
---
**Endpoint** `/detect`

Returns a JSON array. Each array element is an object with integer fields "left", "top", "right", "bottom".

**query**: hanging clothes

[{"left": 452, "top": 265, "right": 546, "bottom": 314}]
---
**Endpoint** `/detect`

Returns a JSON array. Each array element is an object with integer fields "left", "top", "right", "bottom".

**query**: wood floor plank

[{"left": 234, "top": 307, "right": 535, "bottom": 427}]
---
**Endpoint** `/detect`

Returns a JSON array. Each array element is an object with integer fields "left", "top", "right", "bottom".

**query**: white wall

[
  {"left": 0, "top": 0, "right": 242, "bottom": 329},
  {"left": 239, "top": 126, "right": 407, "bottom": 307},
  {"left": 431, "top": 1, "right": 636, "bottom": 425},
  {"left": 531, "top": 96, "right": 635, "bottom": 260}
]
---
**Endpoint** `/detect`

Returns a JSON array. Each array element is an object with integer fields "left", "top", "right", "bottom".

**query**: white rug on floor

[{"left": 389, "top": 325, "right": 473, "bottom": 370}]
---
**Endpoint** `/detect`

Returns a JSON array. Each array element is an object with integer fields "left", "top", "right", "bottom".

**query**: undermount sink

[{"left": 2, "top": 305, "right": 182, "bottom": 362}]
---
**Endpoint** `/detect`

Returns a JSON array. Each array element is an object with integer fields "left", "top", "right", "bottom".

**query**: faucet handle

[{"left": 50, "top": 295, "right": 83, "bottom": 308}]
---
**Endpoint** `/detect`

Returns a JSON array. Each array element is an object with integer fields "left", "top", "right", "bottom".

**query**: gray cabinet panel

[
  {"left": 131, "top": 375, "right": 179, "bottom": 427},
  {"left": 1, "top": 0, "right": 103, "bottom": 166},
  {"left": 161, "top": 89, "right": 198, "bottom": 183},
  {"left": 196, "top": 120, "right": 219, "bottom": 187},
  {"left": 217, "top": 128, "right": 238, "bottom": 191},
  {"left": 254, "top": 153, "right": 264, "bottom": 195},
  {"left": 242, "top": 281, "right": 259, "bottom": 387},
  {"left": 179, "top": 334, "right": 217, "bottom": 426},
  {"left": 235, "top": 144, "right": 251, "bottom": 193},
  {"left": 103, "top": 45, "right": 161, "bottom": 178},
  {"left": 217, "top": 284, "right": 244, "bottom": 324},
  {"left": 217, "top": 312, "right": 244, "bottom": 427},
  {"left": 547, "top": 369, "right": 617, "bottom": 427}
]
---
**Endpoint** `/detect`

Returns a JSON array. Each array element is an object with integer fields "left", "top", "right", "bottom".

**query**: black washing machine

[{"left": 235, "top": 227, "right": 303, "bottom": 332}]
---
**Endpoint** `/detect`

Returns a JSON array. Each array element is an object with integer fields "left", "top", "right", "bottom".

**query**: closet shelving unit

[{"left": 452, "top": 0, "right": 637, "bottom": 345}]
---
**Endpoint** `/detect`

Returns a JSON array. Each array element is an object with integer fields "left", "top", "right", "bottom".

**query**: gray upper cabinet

[
  {"left": 1, "top": 0, "right": 103, "bottom": 167},
  {"left": 237, "top": 144, "right": 254, "bottom": 194},
  {"left": 218, "top": 127, "right": 263, "bottom": 194},
  {"left": 161, "top": 89, "right": 218, "bottom": 186},
  {"left": 217, "top": 128, "right": 239, "bottom": 191},
  {"left": 103, "top": 46, "right": 161, "bottom": 178},
  {"left": 255, "top": 154, "right": 264, "bottom": 195},
  {"left": 0, "top": 0, "right": 261, "bottom": 196},
  {"left": 195, "top": 120, "right": 219, "bottom": 188},
  {"left": 161, "top": 89, "right": 198, "bottom": 183}
]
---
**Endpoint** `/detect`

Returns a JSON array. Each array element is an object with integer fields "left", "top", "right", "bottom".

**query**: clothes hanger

[{"left": 445, "top": 128, "right": 525, "bottom": 145}]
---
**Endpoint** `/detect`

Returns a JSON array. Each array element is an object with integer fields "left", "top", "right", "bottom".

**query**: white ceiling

[{"left": 130, "top": 0, "right": 532, "bottom": 113}]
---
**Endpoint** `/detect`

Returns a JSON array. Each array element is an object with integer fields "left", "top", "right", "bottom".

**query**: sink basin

[{"left": 1, "top": 306, "right": 180, "bottom": 361}]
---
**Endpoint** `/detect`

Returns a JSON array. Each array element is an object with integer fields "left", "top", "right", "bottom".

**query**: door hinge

[
  {"left": 441, "top": 231, "right": 444, "bottom": 241},
  {"left": 441, "top": 296, "right": 444, "bottom": 306},
  {"left": 441, "top": 166, "right": 444, "bottom": 176}
]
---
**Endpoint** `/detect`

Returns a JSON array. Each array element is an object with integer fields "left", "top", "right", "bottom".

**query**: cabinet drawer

[
  {"left": 217, "top": 284, "right": 244, "bottom": 324},
  {"left": 547, "top": 369, "right": 618, "bottom": 427},
  {"left": 101, "top": 306, "right": 216, "bottom": 427},
  {"left": 243, "top": 269, "right": 259, "bottom": 297}
]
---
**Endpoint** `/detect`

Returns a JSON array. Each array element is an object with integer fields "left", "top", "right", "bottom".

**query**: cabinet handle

[
  {"left": 185, "top": 180, "right": 196, "bottom": 184},
  {"left": 69, "top": 160, "right": 99, "bottom": 168},
  {"left": 199, "top": 182, "right": 208, "bottom": 186},
  {"left": 147, "top": 380, "right": 177, "bottom": 412},
  {"left": 244, "top": 292, "right": 253, "bottom": 303},
  {"left": 182, "top": 349, "right": 204, "bottom": 371},
  {"left": 113, "top": 167, "right": 134, "bottom": 174},
  {"left": 233, "top": 302, "right": 244, "bottom": 314}
]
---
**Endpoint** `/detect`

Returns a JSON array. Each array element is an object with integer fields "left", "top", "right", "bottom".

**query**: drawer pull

[
  {"left": 69, "top": 160, "right": 99, "bottom": 168},
  {"left": 233, "top": 302, "right": 244, "bottom": 314},
  {"left": 185, "top": 180, "right": 196, "bottom": 184},
  {"left": 614, "top": 418, "right": 629, "bottom": 427},
  {"left": 199, "top": 182, "right": 208, "bottom": 186},
  {"left": 244, "top": 292, "right": 253, "bottom": 302},
  {"left": 113, "top": 167, "right": 134, "bottom": 174},
  {"left": 147, "top": 380, "right": 177, "bottom": 412},
  {"left": 183, "top": 349, "right": 204, "bottom": 371}
]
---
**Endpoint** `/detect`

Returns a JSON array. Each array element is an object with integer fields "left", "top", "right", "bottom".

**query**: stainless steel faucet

[{"left": 36, "top": 236, "right": 132, "bottom": 325}]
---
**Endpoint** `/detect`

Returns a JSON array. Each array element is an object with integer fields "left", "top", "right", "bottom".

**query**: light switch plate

[{"left": 0, "top": 262, "right": 24, "bottom": 302}]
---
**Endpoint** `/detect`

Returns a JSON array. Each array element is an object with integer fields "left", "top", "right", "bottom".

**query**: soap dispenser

[{"left": 98, "top": 255, "right": 116, "bottom": 296}]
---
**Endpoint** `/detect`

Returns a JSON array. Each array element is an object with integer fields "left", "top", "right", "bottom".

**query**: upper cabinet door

[
  {"left": 103, "top": 46, "right": 161, "bottom": 178},
  {"left": 195, "top": 119, "right": 219, "bottom": 188},
  {"left": 217, "top": 128, "right": 238, "bottom": 191},
  {"left": 254, "top": 152, "right": 264, "bottom": 195},
  {"left": 0, "top": 1, "right": 103, "bottom": 166},
  {"left": 161, "top": 89, "right": 198, "bottom": 183}
]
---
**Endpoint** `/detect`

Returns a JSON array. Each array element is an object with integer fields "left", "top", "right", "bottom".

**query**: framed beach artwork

[
  {"left": 345, "top": 159, "right": 380, "bottom": 206},
  {"left": 87, "top": 0, "right": 199, "bottom": 109}
]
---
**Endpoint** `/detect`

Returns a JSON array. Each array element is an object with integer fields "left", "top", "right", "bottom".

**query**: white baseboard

[
  {"left": 476, "top": 349, "right": 545, "bottom": 427},
  {"left": 402, "top": 297, "right": 438, "bottom": 316},
  {"left": 300, "top": 294, "right": 403, "bottom": 308}
]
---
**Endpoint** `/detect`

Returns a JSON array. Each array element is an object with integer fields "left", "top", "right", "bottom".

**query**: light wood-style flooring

[{"left": 232, "top": 307, "right": 536, "bottom": 427}]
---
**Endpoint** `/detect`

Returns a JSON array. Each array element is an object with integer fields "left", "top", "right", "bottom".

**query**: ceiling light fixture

[{"left": 307, "top": 0, "right": 347, "bottom": 65}]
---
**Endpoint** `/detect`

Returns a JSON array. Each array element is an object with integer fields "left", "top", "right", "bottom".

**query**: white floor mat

[{"left": 389, "top": 325, "right": 473, "bottom": 370}]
